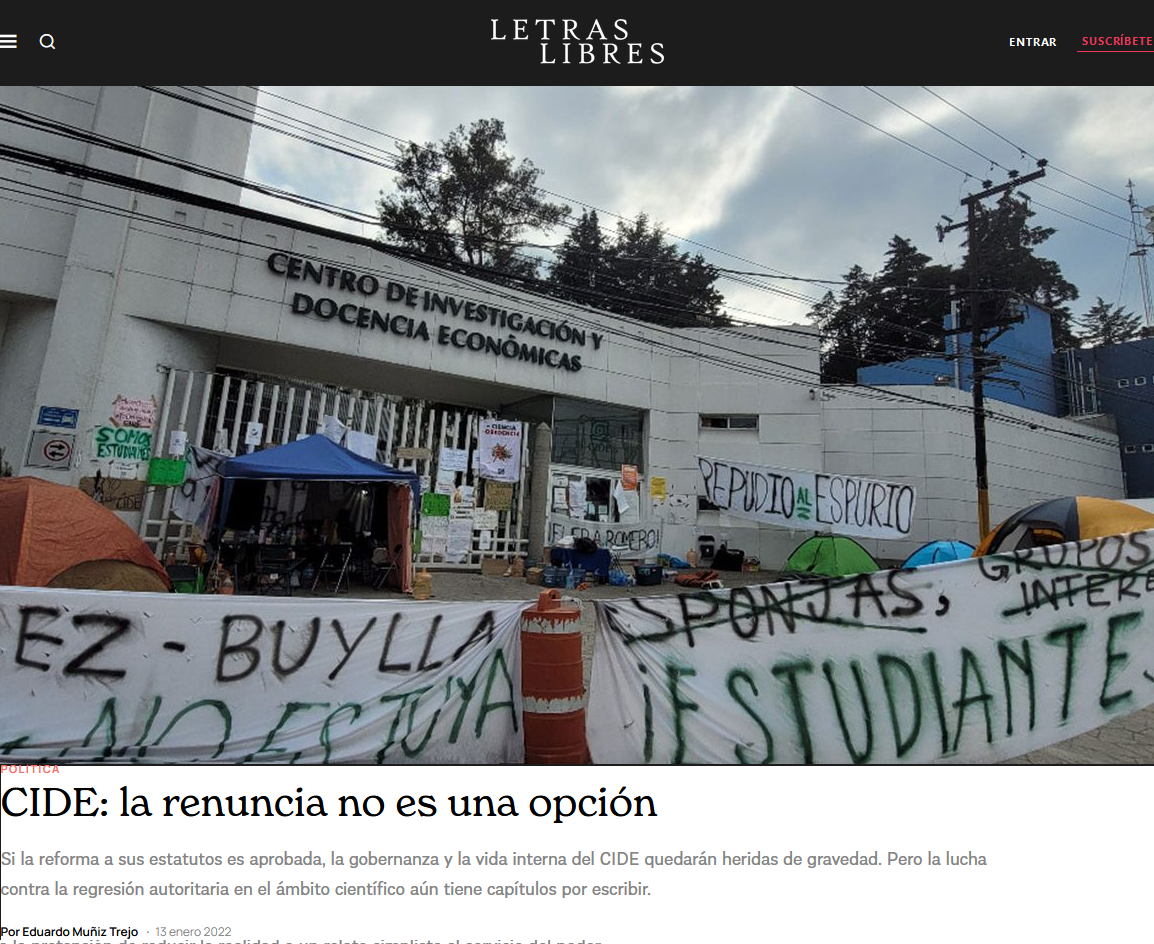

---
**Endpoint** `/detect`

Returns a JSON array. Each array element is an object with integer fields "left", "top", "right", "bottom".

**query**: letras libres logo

[{"left": 489, "top": 18, "right": 665, "bottom": 64}]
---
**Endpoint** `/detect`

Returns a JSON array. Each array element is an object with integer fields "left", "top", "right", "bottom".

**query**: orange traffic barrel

[{"left": 520, "top": 588, "right": 589, "bottom": 764}]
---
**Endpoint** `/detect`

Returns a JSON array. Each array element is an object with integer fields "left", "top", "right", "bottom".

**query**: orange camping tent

[{"left": 0, "top": 476, "right": 171, "bottom": 589}]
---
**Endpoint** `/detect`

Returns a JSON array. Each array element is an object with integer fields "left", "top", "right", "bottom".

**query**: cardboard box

[{"left": 480, "top": 558, "right": 510, "bottom": 576}]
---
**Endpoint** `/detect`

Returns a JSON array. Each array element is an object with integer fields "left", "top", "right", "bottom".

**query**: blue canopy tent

[
  {"left": 217, "top": 435, "right": 420, "bottom": 591},
  {"left": 901, "top": 539, "right": 974, "bottom": 568}
]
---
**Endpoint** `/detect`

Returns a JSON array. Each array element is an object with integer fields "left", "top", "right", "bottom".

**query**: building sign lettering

[{"left": 269, "top": 252, "right": 601, "bottom": 373}]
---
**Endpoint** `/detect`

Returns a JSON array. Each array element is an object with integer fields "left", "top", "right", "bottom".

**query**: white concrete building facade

[{"left": 0, "top": 87, "right": 1124, "bottom": 571}]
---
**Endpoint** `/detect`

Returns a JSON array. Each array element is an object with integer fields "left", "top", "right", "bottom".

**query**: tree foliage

[
  {"left": 548, "top": 211, "right": 728, "bottom": 327},
  {"left": 807, "top": 236, "right": 951, "bottom": 383},
  {"left": 811, "top": 193, "right": 1083, "bottom": 382},
  {"left": 959, "top": 192, "right": 1079, "bottom": 349},
  {"left": 1075, "top": 296, "right": 1142, "bottom": 347},
  {"left": 377, "top": 118, "right": 569, "bottom": 282}
]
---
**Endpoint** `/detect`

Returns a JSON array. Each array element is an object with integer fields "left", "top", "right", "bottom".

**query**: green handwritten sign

[
  {"left": 94, "top": 426, "right": 153, "bottom": 461},
  {"left": 148, "top": 457, "right": 187, "bottom": 486}
]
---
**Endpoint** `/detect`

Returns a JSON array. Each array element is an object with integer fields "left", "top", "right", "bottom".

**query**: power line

[
  {"left": 0, "top": 150, "right": 1129, "bottom": 450},
  {"left": 171, "top": 85, "right": 1135, "bottom": 350},
  {"left": 3, "top": 99, "right": 1136, "bottom": 408},
  {"left": 919, "top": 86, "right": 1130, "bottom": 204},
  {"left": 864, "top": 86, "right": 1133, "bottom": 227}
]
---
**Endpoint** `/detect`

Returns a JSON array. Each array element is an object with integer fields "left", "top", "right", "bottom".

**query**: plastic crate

[
  {"left": 543, "top": 566, "right": 585, "bottom": 588},
  {"left": 634, "top": 563, "right": 663, "bottom": 586}
]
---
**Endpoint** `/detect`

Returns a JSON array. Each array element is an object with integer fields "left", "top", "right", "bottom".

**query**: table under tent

[{"left": 213, "top": 434, "right": 420, "bottom": 594}]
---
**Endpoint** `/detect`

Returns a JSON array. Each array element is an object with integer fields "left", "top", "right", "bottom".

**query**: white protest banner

[
  {"left": 0, "top": 590, "right": 525, "bottom": 764},
  {"left": 345, "top": 429, "right": 377, "bottom": 460},
  {"left": 547, "top": 513, "right": 662, "bottom": 559},
  {"left": 588, "top": 530, "right": 1154, "bottom": 765},
  {"left": 321, "top": 414, "right": 347, "bottom": 444},
  {"left": 697, "top": 455, "right": 916, "bottom": 540},
  {"left": 171, "top": 446, "right": 226, "bottom": 532},
  {"left": 478, "top": 420, "right": 522, "bottom": 482}
]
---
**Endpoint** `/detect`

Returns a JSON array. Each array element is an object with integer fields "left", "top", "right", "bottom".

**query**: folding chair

[
  {"left": 370, "top": 543, "right": 404, "bottom": 590},
  {"left": 312, "top": 542, "right": 353, "bottom": 593},
  {"left": 254, "top": 545, "right": 299, "bottom": 596}
]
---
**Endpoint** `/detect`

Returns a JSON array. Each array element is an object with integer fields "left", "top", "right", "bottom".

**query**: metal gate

[{"left": 140, "top": 366, "right": 529, "bottom": 568}]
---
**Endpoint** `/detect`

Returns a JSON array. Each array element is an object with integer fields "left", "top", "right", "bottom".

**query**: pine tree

[
  {"left": 1075, "top": 296, "right": 1142, "bottom": 347},
  {"left": 871, "top": 236, "right": 952, "bottom": 358},
  {"left": 807, "top": 237, "right": 949, "bottom": 383},
  {"left": 960, "top": 193, "right": 1079, "bottom": 349},
  {"left": 548, "top": 212, "right": 727, "bottom": 327},
  {"left": 547, "top": 209, "right": 610, "bottom": 302},
  {"left": 377, "top": 118, "right": 569, "bottom": 283}
]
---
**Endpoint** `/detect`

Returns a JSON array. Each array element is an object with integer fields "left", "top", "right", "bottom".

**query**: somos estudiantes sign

[{"left": 93, "top": 426, "right": 153, "bottom": 462}]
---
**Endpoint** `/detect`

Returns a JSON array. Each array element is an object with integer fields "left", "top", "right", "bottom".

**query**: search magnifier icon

[{"left": 40, "top": 34, "right": 55, "bottom": 48}]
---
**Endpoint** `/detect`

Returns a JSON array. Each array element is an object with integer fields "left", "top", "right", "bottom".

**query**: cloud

[{"left": 243, "top": 86, "right": 1154, "bottom": 328}]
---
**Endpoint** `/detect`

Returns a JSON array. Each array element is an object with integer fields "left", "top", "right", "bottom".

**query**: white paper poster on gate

[
  {"left": 0, "top": 591, "right": 525, "bottom": 764},
  {"left": 697, "top": 455, "right": 916, "bottom": 540},
  {"left": 588, "top": 530, "right": 1154, "bottom": 765},
  {"left": 478, "top": 420, "right": 522, "bottom": 482},
  {"left": 547, "top": 513, "right": 662, "bottom": 558}
]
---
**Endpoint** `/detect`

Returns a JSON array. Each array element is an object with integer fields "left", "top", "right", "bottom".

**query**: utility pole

[
  {"left": 939, "top": 166, "right": 1046, "bottom": 540},
  {"left": 1126, "top": 180, "right": 1153, "bottom": 331}
]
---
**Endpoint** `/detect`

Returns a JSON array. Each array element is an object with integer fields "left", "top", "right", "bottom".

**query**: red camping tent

[{"left": 0, "top": 476, "right": 171, "bottom": 590}]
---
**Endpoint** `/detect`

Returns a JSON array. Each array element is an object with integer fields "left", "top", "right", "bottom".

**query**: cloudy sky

[{"left": 244, "top": 86, "right": 1154, "bottom": 336}]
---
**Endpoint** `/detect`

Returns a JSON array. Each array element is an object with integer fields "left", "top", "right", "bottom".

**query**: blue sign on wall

[{"left": 37, "top": 406, "right": 79, "bottom": 429}]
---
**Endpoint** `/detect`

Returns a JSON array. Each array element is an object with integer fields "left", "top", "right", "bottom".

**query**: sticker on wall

[
  {"left": 650, "top": 476, "right": 667, "bottom": 501},
  {"left": 244, "top": 422, "right": 264, "bottom": 447},
  {"left": 168, "top": 429, "right": 188, "bottom": 456}
]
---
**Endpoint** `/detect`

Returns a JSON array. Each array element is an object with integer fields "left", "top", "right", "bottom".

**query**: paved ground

[{"left": 289, "top": 568, "right": 1153, "bottom": 765}]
